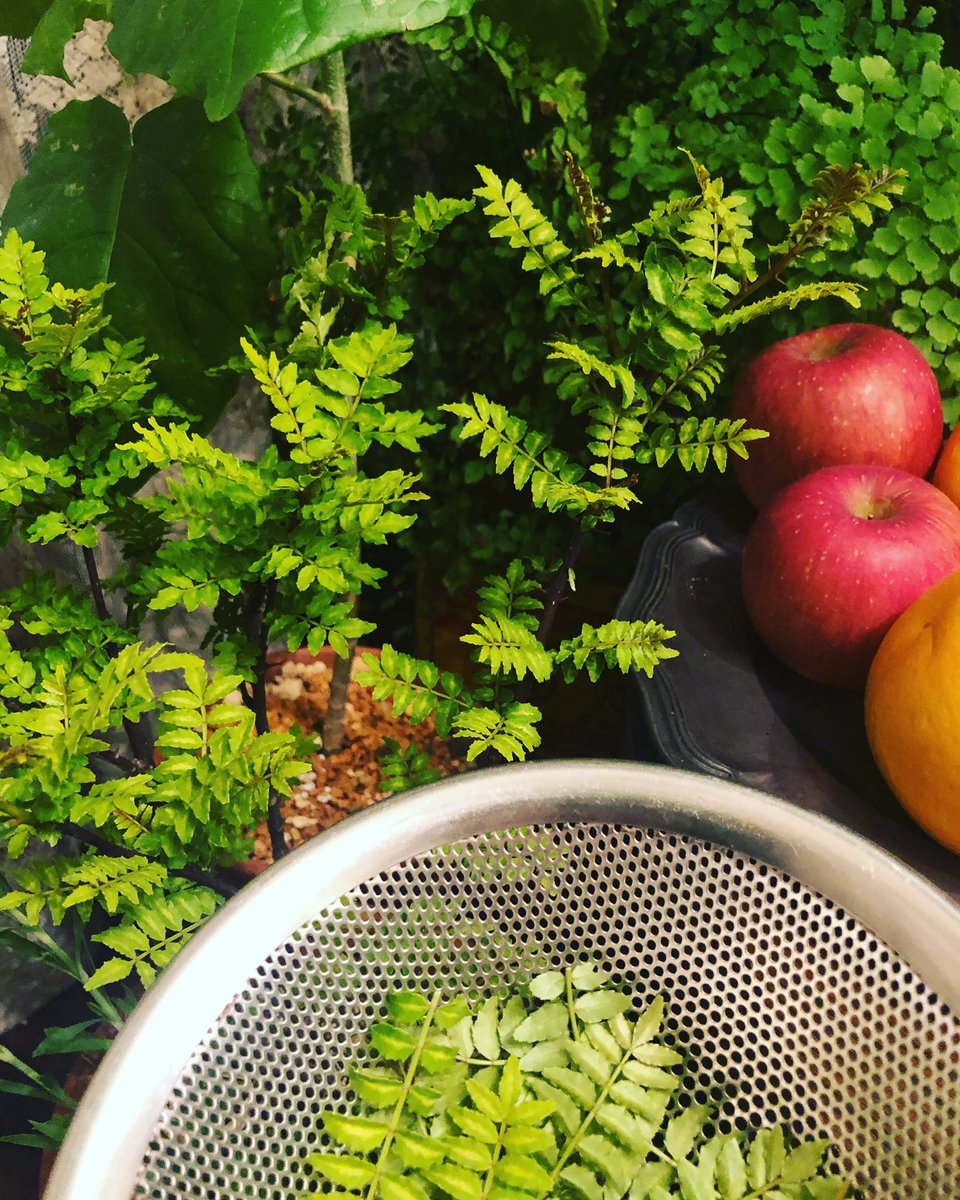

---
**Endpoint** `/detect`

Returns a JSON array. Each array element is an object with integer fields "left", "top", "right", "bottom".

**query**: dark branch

[
  {"left": 244, "top": 580, "right": 288, "bottom": 862},
  {"left": 514, "top": 525, "right": 588, "bottom": 708},
  {"left": 80, "top": 545, "right": 154, "bottom": 767},
  {"left": 60, "top": 820, "right": 239, "bottom": 899},
  {"left": 94, "top": 748, "right": 146, "bottom": 775}
]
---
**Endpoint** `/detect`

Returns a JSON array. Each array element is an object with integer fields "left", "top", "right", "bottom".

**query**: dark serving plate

[{"left": 617, "top": 487, "right": 960, "bottom": 902}]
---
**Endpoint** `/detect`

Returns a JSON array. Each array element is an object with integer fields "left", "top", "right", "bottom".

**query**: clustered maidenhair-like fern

[
  {"left": 307, "top": 964, "right": 851, "bottom": 1200},
  {"left": 360, "top": 153, "right": 902, "bottom": 762},
  {"left": 602, "top": 0, "right": 960, "bottom": 419}
]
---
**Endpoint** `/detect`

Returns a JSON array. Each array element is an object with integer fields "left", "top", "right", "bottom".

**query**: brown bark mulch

[{"left": 247, "top": 653, "right": 462, "bottom": 866}]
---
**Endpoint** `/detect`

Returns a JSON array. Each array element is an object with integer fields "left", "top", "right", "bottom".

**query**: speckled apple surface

[
  {"left": 731, "top": 323, "right": 944, "bottom": 509},
  {"left": 741, "top": 464, "right": 960, "bottom": 687}
]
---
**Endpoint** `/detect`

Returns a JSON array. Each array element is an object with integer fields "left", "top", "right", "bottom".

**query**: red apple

[
  {"left": 731, "top": 323, "right": 944, "bottom": 509},
  {"left": 742, "top": 465, "right": 960, "bottom": 688}
]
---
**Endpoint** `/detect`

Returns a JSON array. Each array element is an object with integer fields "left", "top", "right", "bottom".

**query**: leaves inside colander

[{"left": 306, "top": 964, "right": 851, "bottom": 1200}]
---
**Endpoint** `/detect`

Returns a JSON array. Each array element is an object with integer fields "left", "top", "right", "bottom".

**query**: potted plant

[
  {"left": 0, "top": 172, "right": 470, "bottom": 1149},
  {"left": 360, "top": 154, "right": 904, "bottom": 760},
  {"left": 0, "top": 142, "right": 900, "bottom": 1157}
]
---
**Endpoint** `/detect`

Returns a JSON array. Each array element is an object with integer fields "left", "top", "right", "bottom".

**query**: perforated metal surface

[{"left": 136, "top": 822, "right": 959, "bottom": 1200}]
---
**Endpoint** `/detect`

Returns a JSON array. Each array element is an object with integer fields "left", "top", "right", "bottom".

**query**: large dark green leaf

[
  {"left": 477, "top": 0, "right": 610, "bottom": 73},
  {"left": 0, "top": 0, "right": 50, "bottom": 38},
  {"left": 20, "top": 0, "right": 111, "bottom": 80},
  {"left": 3, "top": 97, "right": 274, "bottom": 427},
  {"left": 109, "top": 0, "right": 480, "bottom": 122}
]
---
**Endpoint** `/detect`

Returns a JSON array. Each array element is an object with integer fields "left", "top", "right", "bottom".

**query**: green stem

[
  {"left": 260, "top": 71, "right": 336, "bottom": 121},
  {"left": 6, "top": 913, "right": 127, "bottom": 1029},
  {"left": 565, "top": 970, "right": 580, "bottom": 1042},
  {"left": 602, "top": 408, "right": 622, "bottom": 491},
  {"left": 481, "top": 1114, "right": 509, "bottom": 1200},
  {"left": 598, "top": 266, "right": 621, "bottom": 358},
  {"left": 544, "top": 1034, "right": 634, "bottom": 1192},
  {"left": 318, "top": 51, "right": 354, "bottom": 187},
  {"left": 364, "top": 989, "right": 443, "bottom": 1200}
]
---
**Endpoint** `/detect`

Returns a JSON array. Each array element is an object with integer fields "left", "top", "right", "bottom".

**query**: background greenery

[
  {"left": 0, "top": 0, "right": 956, "bottom": 1169},
  {"left": 6, "top": 0, "right": 956, "bottom": 594}
]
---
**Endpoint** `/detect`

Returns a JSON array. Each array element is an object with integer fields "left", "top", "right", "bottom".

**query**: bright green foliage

[
  {"left": 359, "top": 646, "right": 472, "bottom": 740},
  {"left": 0, "top": 229, "right": 182, "bottom": 554},
  {"left": 601, "top": 0, "right": 960, "bottom": 418},
  {"left": 365, "top": 154, "right": 889, "bottom": 761},
  {"left": 354, "top": 2, "right": 956, "bottom": 588},
  {"left": 462, "top": 614, "right": 554, "bottom": 684},
  {"left": 554, "top": 620, "right": 679, "bottom": 683},
  {"left": 474, "top": 164, "right": 580, "bottom": 305},
  {"left": 87, "top": 882, "right": 221, "bottom": 989},
  {"left": 0, "top": 178, "right": 468, "bottom": 1037},
  {"left": 0, "top": 628, "right": 299, "bottom": 866},
  {"left": 356, "top": 640, "right": 546, "bottom": 763},
  {"left": 452, "top": 702, "right": 543, "bottom": 762},
  {"left": 462, "top": 157, "right": 889, "bottom": 491},
  {"left": 124, "top": 180, "right": 457, "bottom": 671},
  {"left": 378, "top": 739, "right": 443, "bottom": 794},
  {"left": 359, "top": 559, "right": 676, "bottom": 764},
  {"left": 441, "top": 393, "right": 631, "bottom": 518},
  {"left": 308, "top": 965, "right": 851, "bottom": 1200},
  {"left": 0, "top": 200, "right": 455, "bottom": 1024},
  {"left": 2, "top": 99, "right": 275, "bottom": 430},
  {"left": 0, "top": 628, "right": 307, "bottom": 960},
  {"left": 0, "top": 854, "right": 166, "bottom": 926}
]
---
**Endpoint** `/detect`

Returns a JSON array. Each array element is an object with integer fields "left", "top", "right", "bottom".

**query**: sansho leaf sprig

[
  {"left": 307, "top": 963, "right": 851, "bottom": 1200},
  {"left": 364, "top": 150, "right": 899, "bottom": 763}
]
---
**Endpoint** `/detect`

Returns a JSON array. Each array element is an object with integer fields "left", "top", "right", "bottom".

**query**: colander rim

[{"left": 44, "top": 759, "right": 960, "bottom": 1200}]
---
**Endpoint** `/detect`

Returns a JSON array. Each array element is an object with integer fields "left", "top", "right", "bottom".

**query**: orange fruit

[
  {"left": 865, "top": 569, "right": 960, "bottom": 854},
  {"left": 933, "top": 423, "right": 960, "bottom": 508}
]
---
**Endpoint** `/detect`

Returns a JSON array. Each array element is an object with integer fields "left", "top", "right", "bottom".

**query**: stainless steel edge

[{"left": 44, "top": 760, "right": 960, "bottom": 1200}]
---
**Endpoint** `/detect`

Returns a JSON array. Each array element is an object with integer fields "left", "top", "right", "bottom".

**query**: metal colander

[{"left": 45, "top": 762, "right": 960, "bottom": 1200}]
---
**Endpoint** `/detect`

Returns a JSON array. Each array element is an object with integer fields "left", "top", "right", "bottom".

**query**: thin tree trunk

[
  {"left": 319, "top": 48, "right": 358, "bottom": 754},
  {"left": 319, "top": 51, "right": 354, "bottom": 186}
]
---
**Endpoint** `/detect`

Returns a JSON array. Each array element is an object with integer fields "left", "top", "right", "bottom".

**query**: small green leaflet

[
  {"left": 529, "top": 970, "right": 565, "bottom": 1000},
  {"left": 574, "top": 990, "right": 631, "bottom": 1022},
  {"left": 512, "top": 1001, "right": 568, "bottom": 1042},
  {"left": 473, "top": 996, "right": 501, "bottom": 1059}
]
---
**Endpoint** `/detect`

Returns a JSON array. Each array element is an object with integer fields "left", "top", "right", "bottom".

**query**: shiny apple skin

[
  {"left": 731, "top": 323, "right": 944, "bottom": 509},
  {"left": 742, "top": 464, "right": 960, "bottom": 688}
]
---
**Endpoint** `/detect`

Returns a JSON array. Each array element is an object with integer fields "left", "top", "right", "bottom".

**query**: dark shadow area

[{"left": 0, "top": 982, "right": 93, "bottom": 1200}]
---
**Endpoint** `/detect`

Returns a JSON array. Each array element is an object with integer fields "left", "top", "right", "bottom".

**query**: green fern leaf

[
  {"left": 474, "top": 166, "right": 578, "bottom": 301},
  {"left": 87, "top": 883, "right": 220, "bottom": 990},
  {"left": 555, "top": 620, "right": 678, "bottom": 683},
  {"left": 461, "top": 615, "right": 553, "bottom": 683},
  {"left": 453, "top": 703, "right": 542, "bottom": 763},
  {"left": 716, "top": 281, "right": 863, "bottom": 333}
]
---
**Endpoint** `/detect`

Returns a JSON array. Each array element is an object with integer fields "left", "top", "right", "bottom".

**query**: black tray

[{"left": 617, "top": 488, "right": 960, "bottom": 902}]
